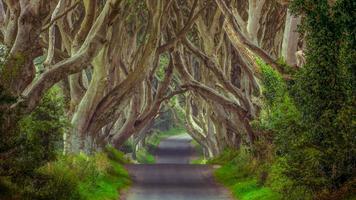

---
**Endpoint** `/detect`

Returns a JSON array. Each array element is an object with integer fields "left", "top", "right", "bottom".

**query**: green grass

[
  {"left": 78, "top": 160, "right": 131, "bottom": 200},
  {"left": 208, "top": 149, "right": 240, "bottom": 165},
  {"left": 215, "top": 164, "right": 281, "bottom": 200},
  {"left": 190, "top": 158, "right": 207, "bottom": 164},
  {"left": 105, "top": 145, "right": 132, "bottom": 164},
  {"left": 136, "top": 148, "right": 155, "bottom": 164},
  {"left": 231, "top": 180, "right": 280, "bottom": 200},
  {"left": 212, "top": 149, "right": 281, "bottom": 200},
  {"left": 33, "top": 148, "right": 131, "bottom": 200}
]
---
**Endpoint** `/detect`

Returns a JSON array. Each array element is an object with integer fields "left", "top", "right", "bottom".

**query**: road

[{"left": 122, "top": 134, "right": 232, "bottom": 200}]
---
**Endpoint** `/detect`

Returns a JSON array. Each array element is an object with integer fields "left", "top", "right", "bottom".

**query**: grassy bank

[
  {"left": 40, "top": 147, "right": 131, "bottom": 200},
  {"left": 136, "top": 148, "right": 156, "bottom": 164},
  {"left": 0, "top": 147, "right": 131, "bottom": 200},
  {"left": 213, "top": 150, "right": 356, "bottom": 200},
  {"left": 42, "top": 147, "right": 131, "bottom": 200},
  {"left": 209, "top": 149, "right": 281, "bottom": 200},
  {"left": 0, "top": 87, "right": 131, "bottom": 200},
  {"left": 214, "top": 164, "right": 281, "bottom": 200}
]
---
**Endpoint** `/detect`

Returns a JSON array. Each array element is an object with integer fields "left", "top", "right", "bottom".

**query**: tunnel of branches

[{"left": 0, "top": 0, "right": 304, "bottom": 157}]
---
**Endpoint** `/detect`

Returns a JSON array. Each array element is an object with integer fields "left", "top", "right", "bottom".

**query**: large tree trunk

[
  {"left": 70, "top": 47, "right": 108, "bottom": 152},
  {"left": 281, "top": 9, "right": 301, "bottom": 66}
]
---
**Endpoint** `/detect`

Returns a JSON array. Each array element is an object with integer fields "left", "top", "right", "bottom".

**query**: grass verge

[
  {"left": 136, "top": 148, "right": 155, "bottom": 164},
  {"left": 210, "top": 149, "right": 281, "bottom": 200},
  {"left": 214, "top": 163, "right": 281, "bottom": 200},
  {"left": 26, "top": 147, "right": 132, "bottom": 200}
]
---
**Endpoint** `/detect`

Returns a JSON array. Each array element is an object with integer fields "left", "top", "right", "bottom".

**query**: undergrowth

[
  {"left": 36, "top": 146, "right": 130, "bottom": 200},
  {"left": 136, "top": 148, "right": 155, "bottom": 164},
  {"left": 1, "top": 146, "right": 131, "bottom": 200},
  {"left": 210, "top": 149, "right": 281, "bottom": 200}
]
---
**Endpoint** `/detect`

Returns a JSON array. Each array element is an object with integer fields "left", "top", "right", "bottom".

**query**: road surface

[{"left": 122, "top": 134, "right": 232, "bottom": 200}]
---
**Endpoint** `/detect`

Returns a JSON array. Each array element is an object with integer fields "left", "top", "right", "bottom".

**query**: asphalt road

[{"left": 122, "top": 134, "right": 232, "bottom": 200}]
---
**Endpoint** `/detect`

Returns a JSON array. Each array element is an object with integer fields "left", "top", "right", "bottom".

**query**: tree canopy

[{"left": 0, "top": 0, "right": 354, "bottom": 199}]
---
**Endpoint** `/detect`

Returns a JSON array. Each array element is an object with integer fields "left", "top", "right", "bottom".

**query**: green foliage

[
  {"left": 256, "top": 55, "right": 354, "bottom": 199},
  {"left": 276, "top": 57, "right": 297, "bottom": 75},
  {"left": 255, "top": 59, "right": 302, "bottom": 156},
  {"left": 0, "top": 86, "right": 67, "bottom": 199},
  {"left": 230, "top": 179, "right": 281, "bottom": 200},
  {"left": 0, "top": 85, "right": 17, "bottom": 139},
  {"left": 0, "top": 87, "right": 131, "bottom": 200},
  {"left": 157, "top": 53, "right": 170, "bottom": 80},
  {"left": 136, "top": 148, "right": 155, "bottom": 164},
  {"left": 25, "top": 152, "right": 131, "bottom": 200},
  {"left": 0, "top": 52, "right": 26, "bottom": 89},
  {"left": 18, "top": 86, "right": 68, "bottom": 169},
  {"left": 268, "top": 158, "right": 313, "bottom": 200},
  {"left": 26, "top": 156, "right": 82, "bottom": 200},
  {"left": 212, "top": 149, "right": 281, "bottom": 200},
  {"left": 105, "top": 145, "right": 132, "bottom": 164},
  {"left": 256, "top": 58, "right": 288, "bottom": 107},
  {"left": 208, "top": 148, "right": 240, "bottom": 165},
  {"left": 283, "top": 0, "right": 355, "bottom": 198},
  {"left": 0, "top": 86, "right": 68, "bottom": 196},
  {"left": 190, "top": 158, "right": 207, "bottom": 164},
  {"left": 253, "top": 1, "right": 356, "bottom": 199}
]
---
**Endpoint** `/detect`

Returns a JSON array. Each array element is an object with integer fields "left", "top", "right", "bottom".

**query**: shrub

[
  {"left": 284, "top": 0, "right": 355, "bottom": 197},
  {"left": 25, "top": 151, "right": 131, "bottom": 200},
  {"left": 105, "top": 145, "right": 131, "bottom": 164},
  {"left": 13, "top": 86, "right": 67, "bottom": 173},
  {"left": 136, "top": 148, "right": 155, "bottom": 164},
  {"left": 254, "top": 1, "right": 356, "bottom": 198},
  {"left": 0, "top": 86, "right": 69, "bottom": 198},
  {"left": 208, "top": 148, "right": 240, "bottom": 165}
]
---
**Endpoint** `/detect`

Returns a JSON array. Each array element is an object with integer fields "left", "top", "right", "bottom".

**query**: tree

[
  {"left": 0, "top": 0, "right": 305, "bottom": 156},
  {"left": 270, "top": 0, "right": 355, "bottom": 198}
]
